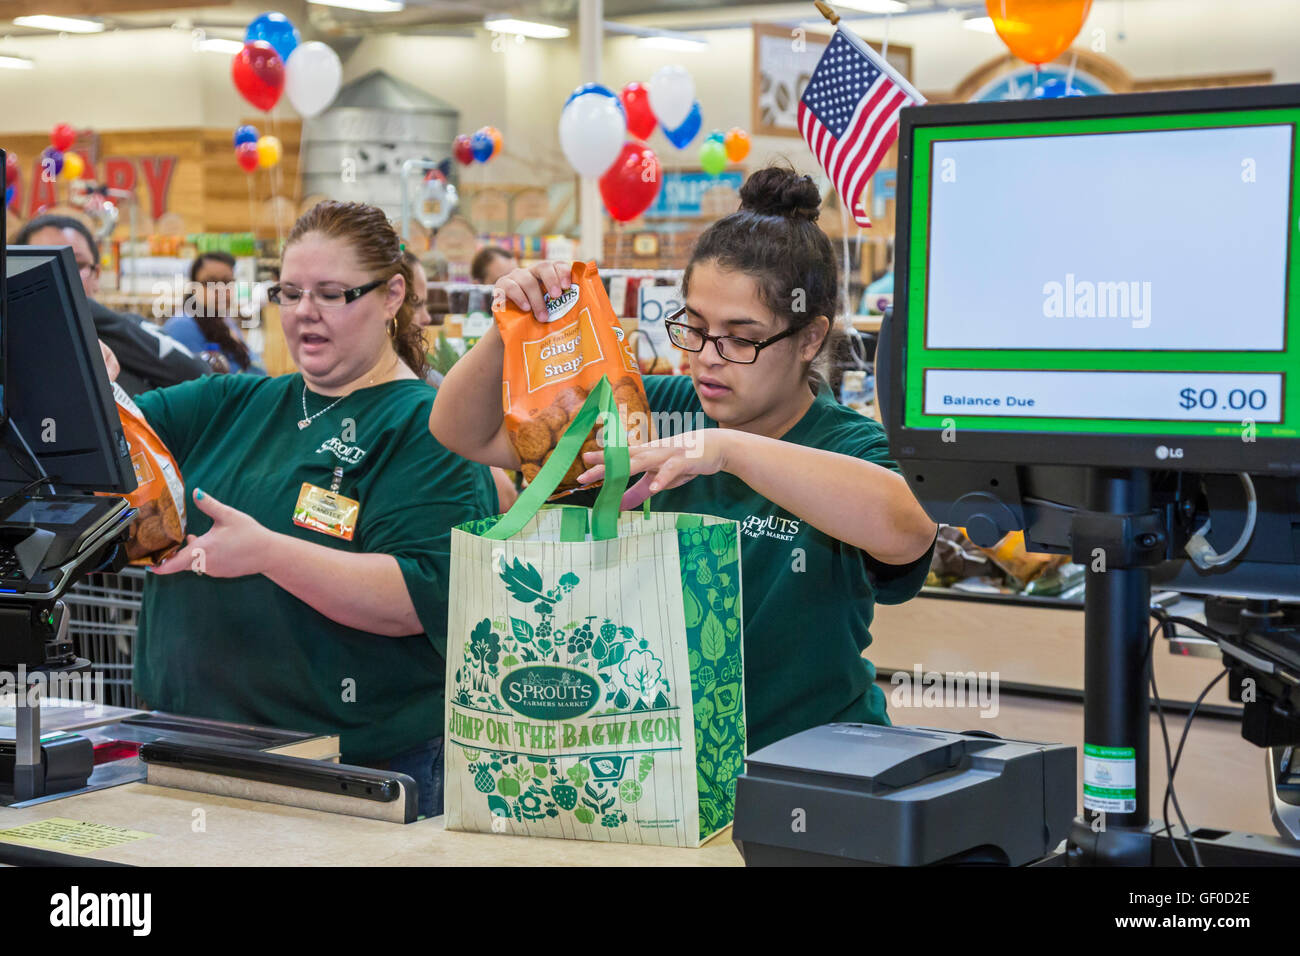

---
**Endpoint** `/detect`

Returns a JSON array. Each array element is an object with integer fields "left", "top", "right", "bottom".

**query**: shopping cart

[{"left": 62, "top": 569, "right": 146, "bottom": 709}]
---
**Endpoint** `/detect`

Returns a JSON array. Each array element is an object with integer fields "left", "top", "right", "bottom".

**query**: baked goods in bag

[
  {"left": 496, "top": 261, "right": 651, "bottom": 496},
  {"left": 100, "top": 382, "right": 187, "bottom": 564}
]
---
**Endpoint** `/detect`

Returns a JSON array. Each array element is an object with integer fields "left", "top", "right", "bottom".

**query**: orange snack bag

[
  {"left": 100, "top": 382, "right": 187, "bottom": 564},
  {"left": 497, "top": 261, "right": 652, "bottom": 496}
]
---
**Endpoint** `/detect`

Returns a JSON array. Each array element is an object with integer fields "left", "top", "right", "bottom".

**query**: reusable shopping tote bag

[{"left": 445, "top": 376, "right": 745, "bottom": 846}]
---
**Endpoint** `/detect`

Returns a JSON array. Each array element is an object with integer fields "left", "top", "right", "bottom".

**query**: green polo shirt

[
  {"left": 132, "top": 373, "right": 498, "bottom": 763},
  {"left": 642, "top": 374, "right": 934, "bottom": 753}
]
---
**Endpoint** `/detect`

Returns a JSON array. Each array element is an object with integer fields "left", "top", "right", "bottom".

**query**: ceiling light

[
  {"left": 836, "top": 0, "right": 909, "bottom": 12},
  {"left": 308, "top": 0, "right": 405, "bottom": 12},
  {"left": 963, "top": 15, "right": 996, "bottom": 33},
  {"left": 637, "top": 35, "right": 707, "bottom": 52},
  {"left": 13, "top": 15, "right": 105, "bottom": 33},
  {"left": 0, "top": 53, "right": 34, "bottom": 69},
  {"left": 196, "top": 37, "right": 244, "bottom": 55},
  {"left": 484, "top": 18, "right": 569, "bottom": 39}
]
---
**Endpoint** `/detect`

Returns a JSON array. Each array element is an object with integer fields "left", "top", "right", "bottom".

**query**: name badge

[{"left": 292, "top": 482, "right": 359, "bottom": 541}]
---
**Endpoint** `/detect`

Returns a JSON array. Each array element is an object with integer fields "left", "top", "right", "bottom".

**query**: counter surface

[{"left": 0, "top": 782, "right": 743, "bottom": 866}]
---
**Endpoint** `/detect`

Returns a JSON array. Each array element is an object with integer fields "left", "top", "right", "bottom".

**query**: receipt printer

[{"left": 733, "top": 724, "right": 1076, "bottom": 866}]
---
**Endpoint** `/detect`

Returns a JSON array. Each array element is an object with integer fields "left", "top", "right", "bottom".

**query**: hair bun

[{"left": 738, "top": 166, "right": 822, "bottom": 222}]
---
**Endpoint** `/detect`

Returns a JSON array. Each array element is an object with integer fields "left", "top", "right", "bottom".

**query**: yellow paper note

[{"left": 0, "top": 817, "right": 154, "bottom": 855}]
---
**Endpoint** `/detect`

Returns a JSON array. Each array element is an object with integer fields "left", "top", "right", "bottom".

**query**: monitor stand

[{"left": 1061, "top": 469, "right": 1300, "bottom": 865}]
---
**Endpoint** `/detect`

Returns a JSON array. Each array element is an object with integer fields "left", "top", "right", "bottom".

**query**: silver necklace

[{"left": 299, "top": 383, "right": 346, "bottom": 429}]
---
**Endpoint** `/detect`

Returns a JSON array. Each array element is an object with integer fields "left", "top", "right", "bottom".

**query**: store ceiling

[{"left": 3, "top": 0, "right": 970, "bottom": 38}]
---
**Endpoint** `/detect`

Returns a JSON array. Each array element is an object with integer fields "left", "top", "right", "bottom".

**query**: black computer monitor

[{"left": 3, "top": 246, "right": 134, "bottom": 494}]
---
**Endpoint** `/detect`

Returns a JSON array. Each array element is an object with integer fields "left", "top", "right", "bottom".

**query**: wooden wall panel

[{"left": 3, "top": 120, "right": 302, "bottom": 239}]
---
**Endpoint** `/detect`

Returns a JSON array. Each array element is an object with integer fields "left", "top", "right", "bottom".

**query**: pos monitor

[
  {"left": 882, "top": 83, "right": 1300, "bottom": 866},
  {"left": 3, "top": 246, "right": 134, "bottom": 495}
]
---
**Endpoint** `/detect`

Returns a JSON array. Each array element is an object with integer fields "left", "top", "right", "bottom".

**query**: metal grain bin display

[{"left": 301, "top": 69, "right": 458, "bottom": 221}]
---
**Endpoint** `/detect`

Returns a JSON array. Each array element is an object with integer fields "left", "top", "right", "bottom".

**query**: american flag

[{"left": 798, "top": 27, "right": 925, "bottom": 227}]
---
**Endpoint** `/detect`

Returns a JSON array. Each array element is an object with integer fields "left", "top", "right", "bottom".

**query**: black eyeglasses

[
  {"left": 663, "top": 308, "right": 801, "bottom": 364},
  {"left": 268, "top": 277, "right": 387, "bottom": 309}
]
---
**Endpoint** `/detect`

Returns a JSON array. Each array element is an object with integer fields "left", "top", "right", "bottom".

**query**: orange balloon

[
  {"left": 486, "top": 126, "right": 503, "bottom": 157},
  {"left": 985, "top": 0, "right": 1092, "bottom": 66},
  {"left": 724, "top": 128, "right": 750, "bottom": 163}
]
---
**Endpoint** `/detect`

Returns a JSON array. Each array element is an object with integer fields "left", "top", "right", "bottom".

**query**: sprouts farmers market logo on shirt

[
  {"left": 741, "top": 514, "right": 801, "bottom": 542},
  {"left": 500, "top": 665, "right": 600, "bottom": 719},
  {"left": 315, "top": 436, "right": 366, "bottom": 465}
]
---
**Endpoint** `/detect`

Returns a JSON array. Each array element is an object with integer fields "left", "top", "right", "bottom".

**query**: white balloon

[
  {"left": 647, "top": 65, "right": 695, "bottom": 131},
  {"left": 285, "top": 41, "right": 343, "bottom": 119},
  {"left": 558, "top": 92, "right": 627, "bottom": 178}
]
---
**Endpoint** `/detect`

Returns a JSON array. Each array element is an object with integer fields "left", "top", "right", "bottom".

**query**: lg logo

[{"left": 1155, "top": 445, "right": 1185, "bottom": 461}]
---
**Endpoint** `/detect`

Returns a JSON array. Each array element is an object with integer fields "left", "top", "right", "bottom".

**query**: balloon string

[
  {"left": 269, "top": 107, "right": 284, "bottom": 253},
  {"left": 1065, "top": 51, "right": 1078, "bottom": 92},
  {"left": 247, "top": 171, "right": 258, "bottom": 242}
]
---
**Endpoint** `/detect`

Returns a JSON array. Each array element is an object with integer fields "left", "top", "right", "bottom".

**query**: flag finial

[{"left": 814, "top": 1, "right": 840, "bottom": 25}]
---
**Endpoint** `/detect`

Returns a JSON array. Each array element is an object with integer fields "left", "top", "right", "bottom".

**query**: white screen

[{"left": 925, "top": 124, "right": 1292, "bottom": 351}]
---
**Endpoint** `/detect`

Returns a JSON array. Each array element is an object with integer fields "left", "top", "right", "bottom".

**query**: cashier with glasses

[
  {"left": 431, "top": 166, "right": 938, "bottom": 755},
  {"left": 110, "top": 200, "right": 497, "bottom": 818}
]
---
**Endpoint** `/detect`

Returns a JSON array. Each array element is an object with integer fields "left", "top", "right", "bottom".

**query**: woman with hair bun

[
  {"left": 431, "top": 165, "right": 938, "bottom": 753},
  {"left": 119, "top": 201, "right": 498, "bottom": 817}
]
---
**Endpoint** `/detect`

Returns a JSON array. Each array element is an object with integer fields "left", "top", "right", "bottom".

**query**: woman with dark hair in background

[
  {"left": 431, "top": 165, "right": 938, "bottom": 755},
  {"left": 164, "top": 251, "right": 264, "bottom": 374},
  {"left": 111, "top": 201, "right": 498, "bottom": 817}
]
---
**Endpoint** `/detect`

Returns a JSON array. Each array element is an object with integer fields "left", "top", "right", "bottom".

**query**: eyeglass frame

[
  {"left": 268, "top": 277, "right": 388, "bottom": 308},
  {"left": 662, "top": 308, "right": 803, "bottom": 364}
]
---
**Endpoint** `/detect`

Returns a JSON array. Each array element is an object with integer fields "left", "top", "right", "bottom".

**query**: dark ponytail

[{"left": 684, "top": 164, "right": 844, "bottom": 385}]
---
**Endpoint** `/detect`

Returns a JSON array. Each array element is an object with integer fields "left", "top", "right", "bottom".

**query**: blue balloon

[
  {"left": 706, "top": 129, "right": 725, "bottom": 143},
  {"left": 662, "top": 101, "right": 702, "bottom": 149},
  {"left": 470, "top": 130, "right": 495, "bottom": 163},
  {"left": 563, "top": 83, "right": 626, "bottom": 116},
  {"left": 1032, "top": 77, "right": 1086, "bottom": 99},
  {"left": 4, "top": 185, "right": 13, "bottom": 207},
  {"left": 233, "top": 124, "right": 260, "bottom": 148},
  {"left": 245, "top": 12, "right": 299, "bottom": 63}
]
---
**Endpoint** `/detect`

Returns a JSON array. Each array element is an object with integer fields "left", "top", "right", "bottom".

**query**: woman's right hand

[{"left": 496, "top": 260, "right": 574, "bottom": 323}]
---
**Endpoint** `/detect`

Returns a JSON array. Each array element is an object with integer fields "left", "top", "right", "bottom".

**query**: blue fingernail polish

[{"left": 194, "top": 488, "right": 204, "bottom": 500}]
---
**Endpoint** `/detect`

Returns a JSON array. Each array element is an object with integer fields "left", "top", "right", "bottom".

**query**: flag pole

[{"left": 813, "top": 1, "right": 839, "bottom": 26}]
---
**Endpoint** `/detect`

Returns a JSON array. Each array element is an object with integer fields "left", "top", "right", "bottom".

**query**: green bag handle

[{"left": 484, "top": 375, "right": 631, "bottom": 542}]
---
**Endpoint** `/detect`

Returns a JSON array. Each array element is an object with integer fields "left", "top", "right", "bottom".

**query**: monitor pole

[{"left": 1067, "top": 468, "right": 1157, "bottom": 865}]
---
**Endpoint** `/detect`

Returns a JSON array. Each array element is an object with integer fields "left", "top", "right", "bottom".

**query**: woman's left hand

[
  {"left": 150, "top": 488, "right": 273, "bottom": 578},
  {"left": 579, "top": 429, "right": 731, "bottom": 509}
]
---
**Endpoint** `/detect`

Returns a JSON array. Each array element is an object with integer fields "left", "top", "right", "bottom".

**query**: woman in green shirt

[
  {"left": 430, "top": 166, "right": 938, "bottom": 753},
  {"left": 128, "top": 201, "right": 496, "bottom": 816}
]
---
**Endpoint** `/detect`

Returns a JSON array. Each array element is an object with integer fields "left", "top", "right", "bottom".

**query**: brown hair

[
  {"left": 470, "top": 245, "right": 514, "bottom": 283},
  {"left": 285, "top": 201, "right": 427, "bottom": 378}
]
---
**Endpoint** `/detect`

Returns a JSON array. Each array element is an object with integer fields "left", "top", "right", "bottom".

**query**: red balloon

[
  {"left": 232, "top": 41, "right": 284, "bottom": 112},
  {"left": 452, "top": 134, "right": 475, "bottom": 166},
  {"left": 51, "top": 123, "right": 76, "bottom": 152},
  {"left": 5, "top": 151, "right": 18, "bottom": 179},
  {"left": 235, "top": 142, "right": 260, "bottom": 173},
  {"left": 621, "top": 82, "right": 657, "bottom": 141},
  {"left": 599, "top": 143, "right": 661, "bottom": 223}
]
